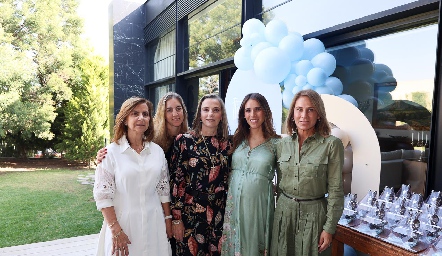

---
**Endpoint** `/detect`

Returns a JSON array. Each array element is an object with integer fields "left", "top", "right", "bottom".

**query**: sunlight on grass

[{"left": 0, "top": 170, "right": 103, "bottom": 248}]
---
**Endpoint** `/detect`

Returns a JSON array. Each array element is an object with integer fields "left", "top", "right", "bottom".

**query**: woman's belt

[{"left": 281, "top": 191, "right": 325, "bottom": 202}]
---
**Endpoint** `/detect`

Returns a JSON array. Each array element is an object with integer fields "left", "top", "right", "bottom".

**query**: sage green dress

[
  {"left": 271, "top": 133, "right": 344, "bottom": 256},
  {"left": 221, "top": 138, "right": 277, "bottom": 256}
]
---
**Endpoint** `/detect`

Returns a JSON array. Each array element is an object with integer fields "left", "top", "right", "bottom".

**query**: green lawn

[{"left": 0, "top": 169, "right": 103, "bottom": 248}]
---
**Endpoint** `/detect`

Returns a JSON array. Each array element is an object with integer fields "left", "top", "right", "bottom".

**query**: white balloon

[
  {"left": 249, "top": 32, "right": 266, "bottom": 46},
  {"left": 331, "top": 127, "right": 350, "bottom": 148},
  {"left": 242, "top": 18, "right": 265, "bottom": 37}
]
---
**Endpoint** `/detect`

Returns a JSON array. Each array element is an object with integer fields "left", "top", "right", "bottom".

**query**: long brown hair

[
  {"left": 285, "top": 89, "right": 330, "bottom": 137},
  {"left": 153, "top": 92, "right": 189, "bottom": 151},
  {"left": 230, "top": 93, "right": 279, "bottom": 153},
  {"left": 191, "top": 94, "right": 229, "bottom": 140},
  {"left": 113, "top": 97, "right": 155, "bottom": 143}
]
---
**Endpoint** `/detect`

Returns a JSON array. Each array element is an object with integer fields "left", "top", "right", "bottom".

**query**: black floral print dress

[{"left": 170, "top": 131, "right": 231, "bottom": 256}]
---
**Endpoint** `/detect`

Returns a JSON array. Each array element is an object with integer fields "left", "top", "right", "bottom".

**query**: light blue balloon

[
  {"left": 324, "top": 76, "right": 343, "bottom": 95},
  {"left": 338, "top": 94, "right": 358, "bottom": 107},
  {"left": 264, "top": 19, "right": 288, "bottom": 46},
  {"left": 292, "top": 85, "right": 303, "bottom": 95},
  {"left": 242, "top": 18, "right": 265, "bottom": 37},
  {"left": 295, "top": 60, "right": 313, "bottom": 76},
  {"left": 254, "top": 47, "right": 291, "bottom": 84},
  {"left": 240, "top": 36, "right": 253, "bottom": 47},
  {"left": 290, "top": 61, "right": 299, "bottom": 74},
  {"left": 311, "top": 52, "right": 337, "bottom": 76},
  {"left": 314, "top": 85, "right": 334, "bottom": 95},
  {"left": 284, "top": 74, "right": 297, "bottom": 91},
  {"left": 302, "top": 84, "right": 314, "bottom": 90},
  {"left": 301, "top": 38, "right": 325, "bottom": 60},
  {"left": 282, "top": 88, "right": 294, "bottom": 109},
  {"left": 307, "top": 67, "right": 327, "bottom": 87},
  {"left": 234, "top": 46, "right": 253, "bottom": 71},
  {"left": 251, "top": 42, "right": 272, "bottom": 62},
  {"left": 249, "top": 32, "right": 266, "bottom": 46},
  {"left": 278, "top": 34, "right": 304, "bottom": 61},
  {"left": 295, "top": 75, "right": 307, "bottom": 87}
]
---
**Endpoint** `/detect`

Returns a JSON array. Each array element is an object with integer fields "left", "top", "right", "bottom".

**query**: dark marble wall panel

[{"left": 111, "top": 0, "right": 147, "bottom": 115}]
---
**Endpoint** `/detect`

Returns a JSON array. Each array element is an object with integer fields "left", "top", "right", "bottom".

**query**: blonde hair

[
  {"left": 285, "top": 89, "right": 330, "bottom": 137},
  {"left": 113, "top": 97, "right": 154, "bottom": 143},
  {"left": 153, "top": 92, "right": 189, "bottom": 151},
  {"left": 191, "top": 94, "right": 229, "bottom": 140}
]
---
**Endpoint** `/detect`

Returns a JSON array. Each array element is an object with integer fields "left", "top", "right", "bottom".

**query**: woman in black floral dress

[{"left": 170, "top": 94, "right": 231, "bottom": 256}]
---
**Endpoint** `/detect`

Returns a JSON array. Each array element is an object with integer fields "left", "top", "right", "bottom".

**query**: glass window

[
  {"left": 198, "top": 74, "right": 219, "bottom": 100},
  {"left": 147, "top": 28, "right": 176, "bottom": 82},
  {"left": 261, "top": 0, "right": 418, "bottom": 35},
  {"left": 327, "top": 24, "right": 436, "bottom": 195},
  {"left": 187, "top": 0, "right": 242, "bottom": 69},
  {"left": 150, "top": 84, "right": 176, "bottom": 112}
]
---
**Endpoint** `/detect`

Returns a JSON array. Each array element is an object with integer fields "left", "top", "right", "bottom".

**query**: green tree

[
  {"left": 56, "top": 55, "right": 109, "bottom": 167},
  {"left": 0, "top": 0, "right": 83, "bottom": 157}
]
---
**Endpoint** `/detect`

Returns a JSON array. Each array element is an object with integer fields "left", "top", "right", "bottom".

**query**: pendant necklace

[{"left": 202, "top": 135, "right": 218, "bottom": 169}]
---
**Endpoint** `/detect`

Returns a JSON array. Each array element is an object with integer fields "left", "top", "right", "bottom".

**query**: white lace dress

[{"left": 93, "top": 136, "right": 172, "bottom": 256}]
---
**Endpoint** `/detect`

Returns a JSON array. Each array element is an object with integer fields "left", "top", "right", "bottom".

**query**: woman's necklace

[
  {"left": 202, "top": 135, "right": 218, "bottom": 169},
  {"left": 127, "top": 138, "right": 144, "bottom": 152}
]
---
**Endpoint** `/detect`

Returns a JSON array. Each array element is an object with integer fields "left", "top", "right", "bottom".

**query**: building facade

[{"left": 109, "top": 0, "right": 442, "bottom": 194}]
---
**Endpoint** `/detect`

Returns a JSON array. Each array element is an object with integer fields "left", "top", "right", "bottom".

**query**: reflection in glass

[
  {"left": 150, "top": 84, "right": 176, "bottom": 111},
  {"left": 187, "top": 0, "right": 241, "bottom": 69},
  {"left": 154, "top": 29, "right": 176, "bottom": 81},
  {"left": 261, "top": 0, "right": 418, "bottom": 35},
  {"left": 198, "top": 75, "right": 219, "bottom": 101},
  {"left": 327, "top": 25, "right": 436, "bottom": 195}
]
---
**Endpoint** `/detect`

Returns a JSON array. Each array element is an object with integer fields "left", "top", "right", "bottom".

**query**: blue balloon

[
  {"left": 329, "top": 47, "right": 360, "bottom": 67},
  {"left": 295, "top": 75, "right": 307, "bottom": 87},
  {"left": 264, "top": 19, "right": 288, "bottom": 46},
  {"left": 254, "top": 47, "right": 291, "bottom": 84},
  {"left": 234, "top": 46, "right": 253, "bottom": 71},
  {"left": 338, "top": 94, "right": 358, "bottom": 107},
  {"left": 278, "top": 34, "right": 304, "bottom": 61},
  {"left": 292, "top": 85, "right": 303, "bottom": 95},
  {"left": 301, "top": 38, "right": 325, "bottom": 60},
  {"left": 324, "top": 77, "right": 343, "bottom": 95},
  {"left": 311, "top": 52, "right": 337, "bottom": 76},
  {"left": 290, "top": 61, "right": 299, "bottom": 74},
  {"left": 251, "top": 42, "right": 272, "bottom": 62},
  {"left": 282, "top": 88, "right": 294, "bottom": 109},
  {"left": 242, "top": 18, "right": 265, "bottom": 37},
  {"left": 240, "top": 36, "right": 253, "bottom": 47},
  {"left": 284, "top": 74, "right": 297, "bottom": 91},
  {"left": 302, "top": 84, "right": 314, "bottom": 90},
  {"left": 314, "top": 86, "right": 334, "bottom": 95},
  {"left": 307, "top": 67, "right": 327, "bottom": 87},
  {"left": 295, "top": 60, "right": 313, "bottom": 76},
  {"left": 358, "top": 47, "right": 374, "bottom": 62},
  {"left": 374, "top": 63, "right": 393, "bottom": 76}
]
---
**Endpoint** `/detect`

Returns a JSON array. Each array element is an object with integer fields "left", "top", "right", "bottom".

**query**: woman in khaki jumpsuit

[{"left": 271, "top": 89, "right": 344, "bottom": 256}]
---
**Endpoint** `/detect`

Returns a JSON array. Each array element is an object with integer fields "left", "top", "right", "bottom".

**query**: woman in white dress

[{"left": 93, "top": 97, "right": 172, "bottom": 256}]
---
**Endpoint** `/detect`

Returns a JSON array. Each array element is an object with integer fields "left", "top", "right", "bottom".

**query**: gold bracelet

[
  {"left": 172, "top": 220, "right": 182, "bottom": 225},
  {"left": 113, "top": 229, "right": 123, "bottom": 239},
  {"left": 108, "top": 221, "right": 117, "bottom": 228}
]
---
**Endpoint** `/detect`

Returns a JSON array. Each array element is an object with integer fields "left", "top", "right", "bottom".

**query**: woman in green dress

[
  {"left": 271, "top": 89, "right": 344, "bottom": 256},
  {"left": 221, "top": 93, "right": 279, "bottom": 256}
]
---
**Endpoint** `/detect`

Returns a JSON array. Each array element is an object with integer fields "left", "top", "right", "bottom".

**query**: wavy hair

[
  {"left": 285, "top": 89, "right": 330, "bottom": 137},
  {"left": 191, "top": 94, "right": 229, "bottom": 140},
  {"left": 153, "top": 92, "right": 189, "bottom": 151},
  {"left": 230, "top": 93, "right": 279, "bottom": 153},
  {"left": 113, "top": 97, "right": 155, "bottom": 143}
]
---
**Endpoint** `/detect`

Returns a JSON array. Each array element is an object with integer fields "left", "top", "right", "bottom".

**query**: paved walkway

[{"left": 0, "top": 234, "right": 99, "bottom": 256}]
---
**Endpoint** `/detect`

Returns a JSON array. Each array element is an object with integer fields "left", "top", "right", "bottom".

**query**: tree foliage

[
  {"left": 0, "top": 0, "right": 109, "bottom": 160},
  {"left": 56, "top": 55, "right": 109, "bottom": 166}
]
